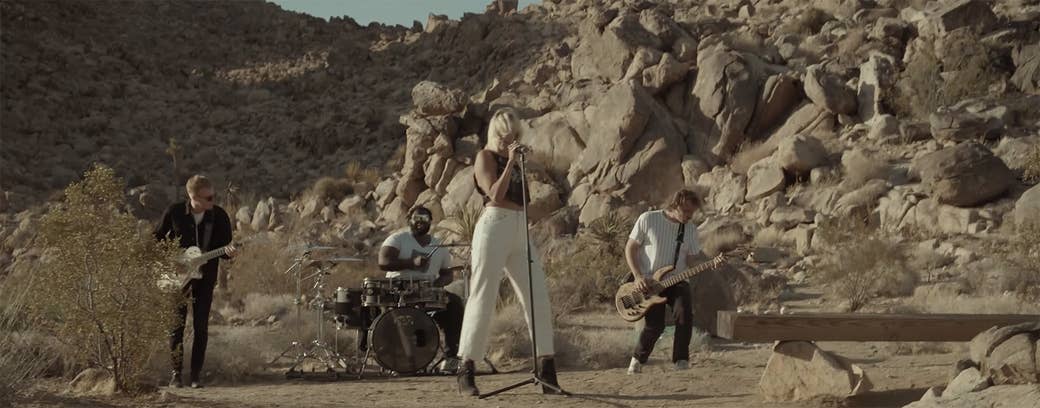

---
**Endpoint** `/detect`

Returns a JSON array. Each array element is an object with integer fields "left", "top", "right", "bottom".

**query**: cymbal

[
  {"left": 429, "top": 243, "right": 470, "bottom": 247},
  {"left": 304, "top": 257, "right": 365, "bottom": 269},
  {"left": 324, "top": 257, "right": 364, "bottom": 263}
]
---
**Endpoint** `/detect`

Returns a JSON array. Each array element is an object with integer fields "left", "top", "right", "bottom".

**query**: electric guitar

[
  {"left": 614, "top": 251, "right": 737, "bottom": 322},
  {"left": 157, "top": 244, "right": 237, "bottom": 293}
]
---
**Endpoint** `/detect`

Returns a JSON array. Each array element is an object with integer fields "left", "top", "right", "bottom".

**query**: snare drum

[
  {"left": 362, "top": 277, "right": 394, "bottom": 307},
  {"left": 417, "top": 285, "right": 448, "bottom": 310}
]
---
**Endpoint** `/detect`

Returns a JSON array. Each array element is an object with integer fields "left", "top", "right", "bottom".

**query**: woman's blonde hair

[{"left": 486, "top": 107, "right": 521, "bottom": 150}]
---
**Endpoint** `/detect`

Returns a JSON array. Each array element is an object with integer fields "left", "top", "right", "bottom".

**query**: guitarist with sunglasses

[
  {"left": 154, "top": 174, "right": 238, "bottom": 389},
  {"left": 624, "top": 189, "right": 707, "bottom": 375}
]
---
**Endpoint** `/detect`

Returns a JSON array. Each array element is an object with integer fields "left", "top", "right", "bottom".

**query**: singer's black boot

[
  {"left": 457, "top": 359, "right": 479, "bottom": 396},
  {"left": 538, "top": 356, "right": 562, "bottom": 395}
]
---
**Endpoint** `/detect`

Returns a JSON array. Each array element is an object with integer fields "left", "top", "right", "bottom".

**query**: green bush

[{"left": 30, "top": 165, "right": 181, "bottom": 393}]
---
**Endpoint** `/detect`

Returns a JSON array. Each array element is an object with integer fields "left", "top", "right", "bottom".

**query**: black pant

[
  {"left": 170, "top": 281, "right": 214, "bottom": 380},
  {"left": 430, "top": 292, "right": 464, "bottom": 357},
  {"left": 633, "top": 281, "right": 693, "bottom": 364}
]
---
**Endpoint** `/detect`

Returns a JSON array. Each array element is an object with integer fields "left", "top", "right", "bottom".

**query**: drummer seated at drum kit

[{"left": 377, "top": 206, "right": 466, "bottom": 373}]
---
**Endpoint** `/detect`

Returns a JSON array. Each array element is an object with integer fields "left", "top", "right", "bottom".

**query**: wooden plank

[{"left": 716, "top": 311, "right": 1040, "bottom": 342}]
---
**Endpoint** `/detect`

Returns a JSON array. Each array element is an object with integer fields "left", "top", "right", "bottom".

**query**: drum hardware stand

[
  {"left": 271, "top": 251, "right": 346, "bottom": 378},
  {"left": 269, "top": 253, "right": 309, "bottom": 368},
  {"left": 479, "top": 149, "right": 569, "bottom": 399}
]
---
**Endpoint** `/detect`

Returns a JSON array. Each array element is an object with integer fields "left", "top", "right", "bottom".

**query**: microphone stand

[{"left": 478, "top": 149, "right": 569, "bottom": 399}]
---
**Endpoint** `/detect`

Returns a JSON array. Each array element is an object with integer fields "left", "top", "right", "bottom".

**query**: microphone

[{"left": 513, "top": 144, "right": 531, "bottom": 155}]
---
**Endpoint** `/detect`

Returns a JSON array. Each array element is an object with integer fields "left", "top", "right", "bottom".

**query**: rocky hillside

[
  {"left": 0, "top": 0, "right": 565, "bottom": 209},
  {"left": 4, "top": 0, "right": 1040, "bottom": 286}
]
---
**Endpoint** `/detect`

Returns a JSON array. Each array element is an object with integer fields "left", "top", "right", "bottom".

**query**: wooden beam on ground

[{"left": 717, "top": 311, "right": 1040, "bottom": 342}]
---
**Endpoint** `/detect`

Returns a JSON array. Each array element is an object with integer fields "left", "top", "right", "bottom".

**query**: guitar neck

[
  {"left": 197, "top": 245, "right": 229, "bottom": 263},
  {"left": 660, "top": 254, "right": 725, "bottom": 288}
]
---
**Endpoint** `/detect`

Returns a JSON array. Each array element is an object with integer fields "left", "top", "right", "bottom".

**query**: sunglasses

[
  {"left": 411, "top": 214, "right": 432, "bottom": 223},
  {"left": 194, "top": 194, "right": 215, "bottom": 202}
]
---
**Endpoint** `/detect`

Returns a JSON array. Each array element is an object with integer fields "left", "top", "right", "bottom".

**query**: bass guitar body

[{"left": 614, "top": 265, "right": 675, "bottom": 322}]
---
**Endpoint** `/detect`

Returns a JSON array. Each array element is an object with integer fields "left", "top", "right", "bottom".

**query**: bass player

[{"left": 624, "top": 189, "right": 706, "bottom": 375}]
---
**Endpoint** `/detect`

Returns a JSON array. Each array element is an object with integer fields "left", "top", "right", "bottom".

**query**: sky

[{"left": 268, "top": 0, "right": 540, "bottom": 27}]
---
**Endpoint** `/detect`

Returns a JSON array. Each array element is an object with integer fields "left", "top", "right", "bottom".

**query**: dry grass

[
  {"left": 815, "top": 216, "right": 917, "bottom": 311},
  {"left": 730, "top": 140, "right": 776, "bottom": 175},
  {"left": 545, "top": 213, "right": 633, "bottom": 318},
  {"left": 1023, "top": 144, "right": 1040, "bottom": 184},
  {"left": 843, "top": 151, "right": 889, "bottom": 189},
  {"left": 488, "top": 303, "right": 630, "bottom": 370},
  {"left": 309, "top": 176, "right": 354, "bottom": 203},
  {"left": 0, "top": 284, "right": 57, "bottom": 401},
  {"left": 344, "top": 160, "right": 380, "bottom": 185}
]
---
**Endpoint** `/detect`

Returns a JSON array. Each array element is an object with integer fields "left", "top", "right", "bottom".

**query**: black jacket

[{"left": 153, "top": 202, "right": 233, "bottom": 287}]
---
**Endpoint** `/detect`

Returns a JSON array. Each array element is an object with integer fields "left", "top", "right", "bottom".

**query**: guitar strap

[{"left": 671, "top": 222, "right": 686, "bottom": 268}]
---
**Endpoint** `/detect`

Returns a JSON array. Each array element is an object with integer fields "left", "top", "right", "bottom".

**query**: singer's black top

[{"left": 474, "top": 151, "right": 530, "bottom": 206}]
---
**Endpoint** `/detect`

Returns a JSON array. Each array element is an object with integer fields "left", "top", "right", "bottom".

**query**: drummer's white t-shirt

[{"left": 381, "top": 231, "right": 452, "bottom": 280}]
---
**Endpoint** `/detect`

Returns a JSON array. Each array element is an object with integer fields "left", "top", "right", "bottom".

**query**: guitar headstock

[{"left": 722, "top": 246, "right": 752, "bottom": 262}]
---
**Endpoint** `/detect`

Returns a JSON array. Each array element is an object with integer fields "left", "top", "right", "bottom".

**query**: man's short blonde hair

[
  {"left": 666, "top": 189, "right": 702, "bottom": 211},
  {"left": 185, "top": 175, "right": 213, "bottom": 196}
]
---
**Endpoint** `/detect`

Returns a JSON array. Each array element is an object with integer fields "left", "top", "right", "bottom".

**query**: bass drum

[{"left": 368, "top": 307, "right": 441, "bottom": 374}]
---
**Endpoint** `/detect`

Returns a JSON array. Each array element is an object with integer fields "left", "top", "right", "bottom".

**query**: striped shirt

[{"left": 628, "top": 210, "right": 701, "bottom": 277}]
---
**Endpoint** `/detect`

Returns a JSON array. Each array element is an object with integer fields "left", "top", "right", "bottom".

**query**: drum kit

[{"left": 270, "top": 243, "right": 475, "bottom": 379}]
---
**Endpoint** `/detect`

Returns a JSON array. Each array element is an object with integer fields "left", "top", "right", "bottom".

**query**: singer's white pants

[{"left": 458, "top": 207, "right": 555, "bottom": 361}]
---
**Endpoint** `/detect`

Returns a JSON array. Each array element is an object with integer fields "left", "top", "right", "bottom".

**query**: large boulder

[
  {"left": 746, "top": 159, "right": 786, "bottom": 201},
  {"left": 746, "top": 74, "right": 803, "bottom": 138},
  {"left": 857, "top": 54, "right": 897, "bottom": 123},
  {"left": 526, "top": 180, "right": 564, "bottom": 224},
  {"left": 1014, "top": 184, "right": 1040, "bottom": 230},
  {"left": 692, "top": 45, "right": 762, "bottom": 159},
  {"left": 411, "top": 81, "right": 465, "bottom": 116},
  {"left": 1011, "top": 43, "right": 1040, "bottom": 95},
  {"left": 570, "top": 81, "right": 685, "bottom": 206},
  {"left": 523, "top": 110, "right": 587, "bottom": 181},
  {"left": 930, "top": 105, "right": 1006, "bottom": 143},
  {"left": 571, "top": 13, "right": 662, "bottom": 81},
  {"left": 919, "top": 0, "right": 999, "bottom": 38},
  {"left": 804, "top": 65, "right": 857, "bottom": 115},
  {"left": 700, "top": 167, "right": 747, "bottom": 213},
  {"left": 759, "top": 341, "right": 873, "bottom": 401},
  {"left": 689, "top": 263, "right": 742, "bottom": 335},
  {"left": 914, "top": 142, "right": 1014, "bottom": 207},
  {"left": 905, "top": 385, "right": 1040, "bottom": 408},
  {"left": 993, "top": 136, "right": 1040, "bottom": 177},
  {"left": 943, "top": 367, "right": 991, "bottom": 397},
  {"left": 68, "top": 368, "right": 116, "bottom": 396},
  {"left": 775, "top": 134, "right": 827, "bottom": 176}
]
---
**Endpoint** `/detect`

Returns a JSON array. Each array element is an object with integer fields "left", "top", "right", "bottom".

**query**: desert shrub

[
  {"left": 309, "top": 176, "right": 354, "bottom": 203},
  {"left": 545, "top": 213, "right": 634, "bottom": 318},
  {"left": 843, "top": 152, "right": 890, "bottom": 189},
  {"left": 986, "top": 223, "right": 1040, "bottom": 301},
  {"left": 441, "top": 204, "right": 483, "bottom": 246},
  {"left": 815, "top": 215, "right": 917, "bottom": 311},
  {"left": 730, "top": 140, "right": 776, "bottom": 175},
  {"left": 29, "top": 165, "right": 181, "bottom": 393},
  {"left": 1023, "top": 144, "right": 1040, "bottom": 184},
  {"left": 344, "top": 161, "right": 380, "bottom": 185}
]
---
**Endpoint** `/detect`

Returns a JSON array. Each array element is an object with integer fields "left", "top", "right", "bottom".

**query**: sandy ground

[{"left": 14, "top": 319, "right": 958, "bottom": 408}]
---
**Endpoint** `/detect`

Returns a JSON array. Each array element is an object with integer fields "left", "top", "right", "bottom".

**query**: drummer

[{"left": 378, "top": 205, "right": 465, "bottom": 372}]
